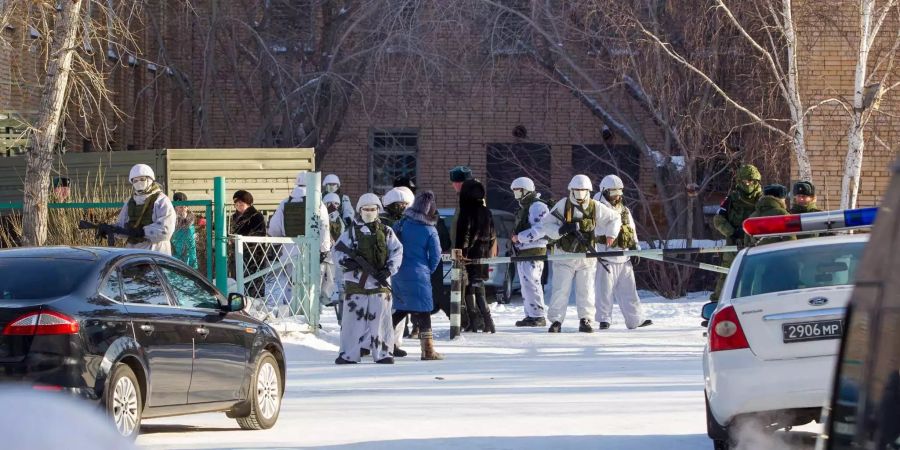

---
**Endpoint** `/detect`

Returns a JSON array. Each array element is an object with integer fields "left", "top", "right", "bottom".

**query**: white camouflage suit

[
  {"left": 115, "top": 189, "right": 176, "bottom": 255},
  {"left": 334, "top": 219, "right": 403, "bottom": 362},
  {"left": 593, "top": 192, "right": 646, "bottom": 329},
  {"left": 542, "top": 197, "right": 621, "bottom": 325},
  {"left": 514, "top": 199, "right": 551, "bottom": 319},
  {"left": 267, "top": 185, "right": 331, "bottom": 310}
]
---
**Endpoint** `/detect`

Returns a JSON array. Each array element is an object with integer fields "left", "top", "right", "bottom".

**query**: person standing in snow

[
  {"left": 267, "top": 171, "right": 331, "bottom": 311},
  {"left": 113, "top": 164, "right": 176, "bottom": 255},
  {"left": 230, "top": 190, "right": 267, "bottom": 298},
  {"left": 322, "top": 193, "right": 346, "bottom": 312},
  {"left": 391, "top": 191, "right": 444, "bottom": 360},
  {"left": 322, "top": 174, "right": 355, "bottom": 227},
  {"left": 509, "top": 177, "right": 551, "bottom": 328},
  {"left": 593, "top": 175, "right": 652, "bottom": 330},
  {"left": 541, "top": 174, "right": 621, "bottom": 333},
  {"left": 334, "top": 194, "right": 403, "bottom": 364},
  {"left": 456, "top": 179, "right": 497, "bottom": 334},
  {"left": 170, "top": 192, "right": 199, "bottom": 269},
  {"left": 711, "top": 164, "right": 762, "bottom": 301}
]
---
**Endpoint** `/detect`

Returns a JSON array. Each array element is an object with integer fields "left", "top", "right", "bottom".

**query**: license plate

[{"left": 782, "top": 320, "right": 843, "bottom": 343}]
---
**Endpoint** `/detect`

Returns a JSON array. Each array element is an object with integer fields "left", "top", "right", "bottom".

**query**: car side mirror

[
  {"left": 226, "top": 293, "right": 246, "bottom": 312},
  {"left": 701, "top": 302, "right": 717, "bottom": 321}
]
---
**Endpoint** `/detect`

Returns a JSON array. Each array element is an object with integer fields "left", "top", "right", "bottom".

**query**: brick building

[{"left": 1, "top": 1, "right": 896, "bottom": 215}]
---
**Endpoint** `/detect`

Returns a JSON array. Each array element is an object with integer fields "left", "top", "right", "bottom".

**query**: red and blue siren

[{"left": 743, "top": 207, "right": 878, "bottom": 236}]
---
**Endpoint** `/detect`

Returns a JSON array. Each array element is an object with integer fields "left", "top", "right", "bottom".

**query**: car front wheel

[
  {"left": 106, "top": 363, "right": 142, "bottom": 439},
  {"left": 237, "top": 351, "right": 282, "bottom": 430}
]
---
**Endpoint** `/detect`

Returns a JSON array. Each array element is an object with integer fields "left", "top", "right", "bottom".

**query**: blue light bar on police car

[{"left": 743, "top": 207, "right": 878, "bottom": 236}]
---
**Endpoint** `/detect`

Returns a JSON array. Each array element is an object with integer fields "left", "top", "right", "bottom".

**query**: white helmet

[
  {"left": 568, "top": 174, "right": 592, "bottom": 191},
  {"left": 323, "top": 174, "right": 341, "bottom": 186},
  {"left": 356, "top": 193, "right": 383, "bottom": 212},
  {"left": 295, "top": 170, "right": 308, "bottom": 187},
  {"left": 510, "top": 177, "right": 535, "bottom": 192},
  {"left": 323, "top": 193, "right": 341, "bottom": 205},
  {"left": 599, "top": 175, "right": 624, "bottom": 192},
  {"left": 129, "top": 164, "right": 155, "bottom": 182},
  {"left": 383, "top": 187, "right": 415, "bottom": 207}
]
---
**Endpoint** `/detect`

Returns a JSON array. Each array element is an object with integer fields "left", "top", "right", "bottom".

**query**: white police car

[{"left": 701, "top": 208, "right": 876, "bottom": 450}]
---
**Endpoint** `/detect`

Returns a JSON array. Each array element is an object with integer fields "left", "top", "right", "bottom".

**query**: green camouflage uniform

[
  {"left": 743, "top": 196, "right": 797, "bottom": 247},
  {"left": 710, "top": 164, "right": 762, "bottom": 301}
]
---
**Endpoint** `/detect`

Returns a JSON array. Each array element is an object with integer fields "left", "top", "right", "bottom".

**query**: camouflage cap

[{"left": 737, "top": 164, "right": 761, "bottom": 182}]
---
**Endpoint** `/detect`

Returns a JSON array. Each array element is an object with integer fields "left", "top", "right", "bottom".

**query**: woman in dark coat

[
  {"left": 455, "top": 179, "right": 497, "bottom": 333},
  {"left": 391, "top": 191, "right": 443, "bottom": 360},
  {"left": 230, "top": 190, "right": 267, "bottom": 298}
]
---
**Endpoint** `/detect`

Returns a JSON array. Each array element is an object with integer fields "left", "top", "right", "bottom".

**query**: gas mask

[
  {"left": 132, "top": 177, "right": 153, "bottom": 194},
  {"left": 325, "top": 184, "right": 339, "bottom": 194},
  {"left": 360, "top": 208, "right": 379, "bottom": 224},
  {"left": 386, "top": 203, "right": 407, "bottom": 217},
  {"left": 570, "top": 189, "right": 589, "bottom": 203}
]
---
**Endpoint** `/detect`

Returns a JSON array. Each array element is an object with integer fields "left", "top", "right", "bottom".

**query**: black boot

[
  {"left": 393, "top": 345, "right": 408, "bottom": 358},
  {"left": 375, "top": 357, "right": 394, "bottom": 364},
  {"left": 516, "top": 317, "right": 546, "bottom": 327},
  {"left": 548, "top": 321, "right": 562, "bottom": 333},
  {"left": 638, "top": 319, "right": 653, "bottom": 328},
  {"left": 598, "top": 322, "right": 611, "bottom": 330},
  {"left": 482, "top": 312, "right": 496, "bottom": 334},
  {"left": 335, "top": 356, "right": 357, "bottom": 365},
  {"left": 463, "top": 295, "right": 483, "bottom": 332},
  {"left": 579, "top": 318, "right": 594, "bottom": 333}
]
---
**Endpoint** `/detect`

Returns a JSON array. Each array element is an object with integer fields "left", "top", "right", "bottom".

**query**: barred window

[{"left": 369, "top": 129, "right": 418, "bottom": 195}]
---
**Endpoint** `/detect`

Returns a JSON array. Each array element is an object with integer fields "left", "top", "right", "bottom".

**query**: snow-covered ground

[{"left": 138, "top": 292, "right": 820, "bottom": 450}]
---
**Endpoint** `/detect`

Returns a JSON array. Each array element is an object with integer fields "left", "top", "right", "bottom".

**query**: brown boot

[{"left": 419, "top": 331, "right": 444, "bottom": 360}]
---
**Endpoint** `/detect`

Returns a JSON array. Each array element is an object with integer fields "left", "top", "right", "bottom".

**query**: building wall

[{"left": 795, "top": 4, "right": 900, "bottom": 209}]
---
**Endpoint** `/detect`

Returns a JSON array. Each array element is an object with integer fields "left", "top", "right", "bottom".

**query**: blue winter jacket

[{"left": 391, "top": 215, "right": 441, "bottom": 312}]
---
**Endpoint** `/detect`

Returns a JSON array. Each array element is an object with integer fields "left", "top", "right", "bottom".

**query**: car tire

[
  {"left": 237, "top": 351, "right": 282, "bottom": 430},
  {"left": 106, "top": 363, "right": 142, "bottom": 440}
]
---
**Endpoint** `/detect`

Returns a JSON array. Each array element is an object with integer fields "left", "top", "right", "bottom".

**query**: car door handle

[
  {"left": 195, "top": 327, "right": 209, "bottom": 337},
  {"left": 139, "top": 324, "right": 154, "bottom": 334}
]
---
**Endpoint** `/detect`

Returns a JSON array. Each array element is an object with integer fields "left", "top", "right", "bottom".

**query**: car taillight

[
  {"left": 709, "top": 306, "right": 749, "bottom": 352},
  {"left": 2, "top": 311, "right": 80, "bottom": 336}
]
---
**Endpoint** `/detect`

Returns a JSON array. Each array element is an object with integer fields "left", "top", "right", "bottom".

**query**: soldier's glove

[
  {"left": 558, "top": 222, "right": 577, "bottom": 236},
  {"left": 125, "top": 227, "right": 145, "bottom": 239},
  {"left": 341, "top": 259, "right": 361, "bottom": 272},
  {"left": 95, "top": 227, "right": 110, "bottom": 241},
  {"left": 374, "top": 269, "right": 391, "bottom": 285}
]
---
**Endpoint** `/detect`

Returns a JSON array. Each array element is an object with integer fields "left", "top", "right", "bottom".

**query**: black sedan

[{"left": 0, "top": 246, "right": 285, "bottom": 438}]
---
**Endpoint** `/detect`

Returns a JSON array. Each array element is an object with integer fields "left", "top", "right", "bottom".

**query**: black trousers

[{"left": 392, "top": 311, "right": 432, "bottom": 332}]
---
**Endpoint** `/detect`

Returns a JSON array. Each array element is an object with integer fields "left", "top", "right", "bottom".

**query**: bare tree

[{"left": 1, "top": 0, "right": 152, "bottom": 246}]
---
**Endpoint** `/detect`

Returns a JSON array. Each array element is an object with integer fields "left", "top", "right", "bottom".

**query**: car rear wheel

[
  {"left": 237, "top": 351, "right": 282, "bottom": 430},
  {"left": 106, "top": 363, "right": 142, "bottom": 440},
  {"left": 495, "top": 266, "right": 515, "bottom": 304}
]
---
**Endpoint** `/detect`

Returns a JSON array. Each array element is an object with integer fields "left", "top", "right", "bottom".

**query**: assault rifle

[
  {"left": 78, "top": 220, "right": 139, "bottom": 246},
  {"left": 333, "top": 240, "right": 392, "bottom": 292},
  {"left": 550, "top": 205, "right": 611, "bottom": 273}
]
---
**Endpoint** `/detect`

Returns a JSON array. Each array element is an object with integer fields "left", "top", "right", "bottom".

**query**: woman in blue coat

[{"left": 391, "top": 191, "right": 444, "bottom": 360}]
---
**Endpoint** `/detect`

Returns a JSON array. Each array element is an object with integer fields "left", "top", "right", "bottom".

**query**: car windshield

[
  {"left": 0, "top": 257, "right": 94, "bottom": 299},
  {"left": 732, "top": 241, "right": 865, "bottom": 298}
]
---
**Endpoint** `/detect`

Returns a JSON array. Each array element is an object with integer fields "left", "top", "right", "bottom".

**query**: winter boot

[
  {"left": 482, "top": 311, "right": 496, "bottom": 334},
  {"left": 410, "top": 325, "right": 420, "bottom": 339},
  {"left": 463, "top": 295, "right": 483, "bottom": 332},
  {"left": 375, "top": 357, "right": 395, "bottom": 364},
  {"left": 393, "top": 345, "right": 408, "bottom": 358},
  {"left": 598, "top": 322, "right": 611, "bottom": 330},
  {"left": 548, "top": 321, "right": 562, "bottom": 333},
  {"left": 420, "top": 331, "right": 444, "bottom": 360},
  {"left": 334, "top": 356, "right": 357, "bottom": 365},
  {"left": 516, "top": 316, "right": 546, "bottom": 327},
  {"left": 638, "top": 319, "right": 654, "bottom": 328},
  {"left": 579, "top": 318, "right": 594, "bottom": 333}
]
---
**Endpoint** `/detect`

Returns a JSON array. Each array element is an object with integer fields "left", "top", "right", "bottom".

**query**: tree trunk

[
  {"left": 842, "top": 0, "right": 875, "bottom": 209},
  {"left": 22, "top": 0, "right": 84, "bottom": 246},
  {"left": 781, "top": 0, "right": 813, "bottom": 182}
]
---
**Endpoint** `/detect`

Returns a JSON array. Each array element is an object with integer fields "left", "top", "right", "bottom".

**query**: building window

[
  {"left": 486, "top": 0, "right": 532, "bottom": 55},
  {"left": 572, "top": 144, "right": 640, "bottom": 201},
  {"left": 486, "top": 143, "right": 552, "bottom": 212},
  {"left": 369, "top": 129, "right": 418, "bottom": 195}
]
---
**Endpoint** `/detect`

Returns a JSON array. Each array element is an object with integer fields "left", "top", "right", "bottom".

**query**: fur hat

[
  {"left": 792, "top": 181, "right": 816, "bottom": 197},
  {"left": 763, "top": 184, "right": 788, "bottom": 199},
  {"left": 232, "top": 190, "right": 254, "bottom": 205},
  {"left": 173, "top": 192, "right": 188, "bottom": 202},
  {"left": 404, "top": 190, "right": 438, "bottom": 225},
  {"left": 449, "top": 166, "right": 473, "bottom": 182}
]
